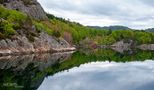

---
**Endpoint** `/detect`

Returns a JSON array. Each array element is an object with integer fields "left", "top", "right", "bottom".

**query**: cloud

[
  {"left": 38, "top": 0, "right": 154, "bottom": 29},
  {"left": 140, "top": 0, "right": 154, "bottom": 7}
]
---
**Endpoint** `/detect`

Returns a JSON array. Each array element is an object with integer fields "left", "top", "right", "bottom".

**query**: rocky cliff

[
  {"left": 0, "top": 32, "right": 75, "bottom": 55},
  {"left": 1, "top": 0, "right": 48, "bottom": 20},
  {"left": 0, "top": 0, "right": 75, "bottom": 55}
]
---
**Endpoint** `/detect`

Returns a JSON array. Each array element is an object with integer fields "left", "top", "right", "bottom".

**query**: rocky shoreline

[
  {"left": 0, "top": 48, "right": 76, "bottom": 56},
  {"left": 137, "top": 44, "right": 154, "bottom": 50},
  {"left": 99, "top": 40, "right": 154, "bottom": 53},
  {"left": 0, "top": 32, "right": 76, "bottom": 56},
  {"left": 1, "top": 38, "right": 154, "bottom": 56}
]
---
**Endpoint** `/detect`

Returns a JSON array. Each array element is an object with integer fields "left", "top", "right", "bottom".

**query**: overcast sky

[{"left": 38, "top": 0, "right": 154, "bottom": 29}]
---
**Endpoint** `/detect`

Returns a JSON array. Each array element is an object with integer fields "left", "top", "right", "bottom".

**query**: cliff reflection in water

[
  {"left": 0, "top": 52, "right": 74, "bottom": 90},
  {"left": 0, "top": 49, "right": 154, "bottom": 90}
]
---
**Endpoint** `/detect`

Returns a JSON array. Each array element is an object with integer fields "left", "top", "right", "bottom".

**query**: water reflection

[
  {"left": 0, "top": 49, "right": 154, "bottom": 90},
  {"left": 38, "top": 61, "right": 154, "bottom": 90},
  {"left": 0, "top": 52, "right": 74, "bottom": 90}
]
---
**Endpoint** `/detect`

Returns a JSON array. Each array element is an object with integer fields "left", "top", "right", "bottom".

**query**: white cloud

[{"left": 38, "top": 0, "right": 154, "bottom": 29}]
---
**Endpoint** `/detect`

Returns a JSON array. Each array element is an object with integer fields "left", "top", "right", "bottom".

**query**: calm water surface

[
  {"left": 0, "top": 49, "right": 154, "bottom": 90},
  {"left": 38, "top": 61, "right": 154, "bottom": 90}
]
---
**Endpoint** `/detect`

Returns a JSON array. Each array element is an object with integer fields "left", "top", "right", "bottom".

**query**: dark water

[{"left": 0, "top": 49, "right": 154, "bottom": 90}]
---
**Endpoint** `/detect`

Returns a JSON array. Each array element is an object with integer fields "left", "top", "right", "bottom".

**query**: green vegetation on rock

[
  {"left": 33, "top": 21, "right": 53, "bottom": 35},
  {"left": 0, "top": 6, "right": 27, "bottom": 38},
  {"left": 0, "top": 6, "right": 54, "bottom": 41},
  {"left": 47, "top": 14, "right": 154, "bottom": 45},
  {"left": 0, "top": 6, "right": 154, "bottom": 45}
]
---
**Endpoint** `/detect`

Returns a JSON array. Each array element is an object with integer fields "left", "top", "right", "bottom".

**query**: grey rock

[
  {"left": 138, "top": 44, "right": 154, "bottom": 50},
  {"left": 0, "top": 0, "right": 75, "bottom": 55},
  {"left": 2, "top": 0, "right": 48, "bottom": 20},
  {"left": 110, "top": 40, "right": 134, "bottom": 53},
  {"left": 0, "top": 40, "right": 8, "bottom": 48},
  {"left": 0, "top": 32, "right": 75, "bottom": 55}
]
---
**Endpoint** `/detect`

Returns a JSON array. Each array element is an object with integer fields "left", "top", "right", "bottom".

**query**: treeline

[
  {"left": 47, "top": 14, "right": 154, "bottom": 45},
  {"left": 0, "top": 6, "right": 154, "bottom": 45}
]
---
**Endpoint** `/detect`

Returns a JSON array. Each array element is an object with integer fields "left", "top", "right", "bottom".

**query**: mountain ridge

[
  {"left": 89, "top": 25, "right": 154, "bottom": 32},
  {"left": 89, "top": 25, "right": 131, "bottom": 30}
]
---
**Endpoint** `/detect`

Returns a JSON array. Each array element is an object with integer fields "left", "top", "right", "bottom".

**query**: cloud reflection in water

[{"left": 38, "top": 60, "right": 154, "bottom": 90}]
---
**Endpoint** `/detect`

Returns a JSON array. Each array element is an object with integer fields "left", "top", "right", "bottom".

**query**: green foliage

[
  {"left": 0, "top": 6, "right": 53, "bottom": 40},
  {"left": 52, "top": 30, "right": 61, "bottom": 38},
  {"left": 0, "top": 6, "right": 27, "bottom": 23},
  {"left": 0, "top": 6, "right": 27, "bottom": 38},
  {"left": 33, "top": 21, "right": 53, "bottom": 35},
  {"left": 0, "top": 6, "right": 153, "bottom": 45},
  {"left": 134, "top": 31, "right": 152, "bottom": 44},
  {"left": 0, "top": 20, "right": 16, "bottom": 37},
  {"left": 101, "top": 36, "right": 116, "bottom": 45},
  {"left": 47, "top": 14, "right": 154, "bottom": 45},
  {"left": 111, "top": 30, "right": 134, "bottom": 40}
]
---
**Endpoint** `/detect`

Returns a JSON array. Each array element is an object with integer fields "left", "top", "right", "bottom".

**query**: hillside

[
  {"left": 47, "top": 14, "right": 154, "bottom": 45},
  {"left": 0, "top": 0, "right": 75, "bottom": 55},
  {"left": 146, "top": 28, "right": 154, "bottom": 32},
  {"left": 0, "top": 0, "right": 154, "bottom": 55}
]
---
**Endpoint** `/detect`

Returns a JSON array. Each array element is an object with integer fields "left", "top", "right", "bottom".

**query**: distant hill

[
  {"left": 89, "top": 25, "right": 131, "bottom": 30},
  {"left": 89, "top": 26, "right": 154, "bottom": 32},
  {"left": 145, "top": 28, "right": 154, "bottom": 32}
]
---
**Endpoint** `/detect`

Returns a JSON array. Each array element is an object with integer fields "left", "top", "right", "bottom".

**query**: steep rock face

[
  {"left": 0, "top": 32, "right": 75, "bottom": 55},
  {"left": 1, "top": 0, "right": 48, "bottom": 20}
]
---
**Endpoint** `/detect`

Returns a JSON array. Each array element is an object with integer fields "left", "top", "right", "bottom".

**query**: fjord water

[{"left": 0, "top": 49, "right": 154, "bottom": 90}]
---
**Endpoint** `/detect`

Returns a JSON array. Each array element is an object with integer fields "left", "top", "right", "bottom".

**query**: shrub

[
  {"left": 0, "top": 6, "right": 27, "bottom": 38},
  {"left": 0, "top": 33, "right": 5, "bottom": 39},
  {"left": 52, "top": 30, "right": 61, "bottom": 38},
  {"left": 0, "top": 6, "right": 27, "bottom": 23},
  {"left": 33, "top": 21, "right": 53, "bottom": 35},
  {"left": 0, "top": 20, "right": 16, "bottom": 37}
]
